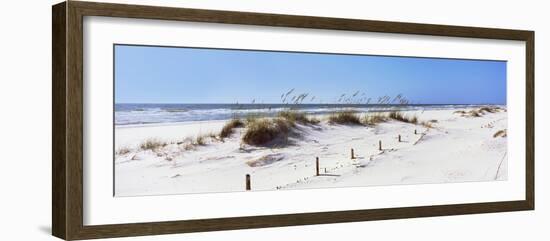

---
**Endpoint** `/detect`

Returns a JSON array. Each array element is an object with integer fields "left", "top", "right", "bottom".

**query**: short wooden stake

[
  {"left": 398, "top": 134, "right": 401, "bottom": 142},
  {"left": 245, "top": 174, "right": 251, "bottom": 191},
  {"left": 351, "top": 148, "right": 355, "bottom": 159},
  {"left": 316, "top": 157, "right": 320, "bottom": 176},
  {"left": 379, "top": 140, "right": 382, "bottom": 151}
]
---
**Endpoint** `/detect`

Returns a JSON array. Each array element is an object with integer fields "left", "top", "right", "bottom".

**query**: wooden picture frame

[{"left": 52, "top": 1, "right": 534, "bottom": 240}]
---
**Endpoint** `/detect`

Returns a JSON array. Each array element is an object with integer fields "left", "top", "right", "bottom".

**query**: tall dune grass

[
  {"left": 220, "top": 118, "right": 245, "bottom": 138},
  {"left": 493, "top": 129, "right": 507, "bottom": 138},
  {"left": 388, "top": 111, "right": 418, "bottom": 124},
  {"left": 115, "top": 146, "right": 131, "bottom": 155},
  {"left": 140, "top": 138, "right": 166, "bottom": 150},
  {"left": 328, "top": 111, "right": 362, "bottom": 125},
  {"left": 362, "top": 113, "right": 388, "bottom": 125},
  {"left": 242, "top": 118, "right": 293, "bottom": 146},
  {"left": 278, "top": 110, "right": 319, "bottom": 125}
]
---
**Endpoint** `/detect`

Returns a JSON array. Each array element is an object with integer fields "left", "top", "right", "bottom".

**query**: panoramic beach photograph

[{"left": 114, "top": 45, "right": 507, "bottom": 197}]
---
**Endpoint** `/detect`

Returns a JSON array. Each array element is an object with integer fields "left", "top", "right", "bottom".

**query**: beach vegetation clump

[
  {"left": 328, "top": 111, "right": 362, "bottom": 125},
  {"left": 140, "top": 138, "right": 166, "bottom": 151},
  {"left": 493, "top": 129, "right": 507, "bottom": 138},
  {"left": 245, "top": 113, "right": 261, "bottom": 125},
  {"left": 455, "top": 109, "right": 481, "bottom": 117},
  {"left": 410, "top": 115, "right": 419, "bottom": 124},
  {"left": 468, "top": 110, "right": 481, "bottom": 117},
  {"left": 479, "top": 106, "right": 500, "bottom": 113},
  {"left": 183, "top": 143, "right": 195, "bottom": 151},
  {"left": 220, "top": 118, "right": 245, "bottom": 138},
  {"left": 242, "top": 118, "right": 293, "bottom": 146},
  {"left": 115, "top": 146, "right": 131, "bottom": 156},
  {"left": 456, "top": 106, "right": 504, "bottom": 118},
  {"left": 278, "top": 110, "right": 320, "bottom": 125},
  {"left": 421, "top": 121, "right": 434, "bottom": 129},
  {"left": 362, "top": 113, "right": 388, "bottom": 125},
  {"left": 207, "top": 132, "right": 222, "bottom": 142},
  {"left": 388, "top": 111, "right": 418, "bottom": 124},
  {"left": 308, "top": 116, "right": 321, "bottom": 125},
  {"left": 194, "top": 135, "right": 206, "bottom": 146}
]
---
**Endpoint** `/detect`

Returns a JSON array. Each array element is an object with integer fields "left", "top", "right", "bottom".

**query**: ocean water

[{"left": 114, "top": 103, "right": 485, "bottom": 126}]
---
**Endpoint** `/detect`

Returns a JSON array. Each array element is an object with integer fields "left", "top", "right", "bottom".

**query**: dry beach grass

[
  {"left": 220, "top": 118, "right": 245, "bottom": 138},
  {"left": 328, "top": 110, "right": 362, "bottom": 125}
]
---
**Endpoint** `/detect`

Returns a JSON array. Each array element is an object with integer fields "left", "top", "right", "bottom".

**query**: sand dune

[{"left": 114, "top": 107, "right": 507, "bottom": 197}]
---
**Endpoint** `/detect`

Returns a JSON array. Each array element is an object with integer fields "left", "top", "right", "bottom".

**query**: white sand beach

[{"left": 114, "top": 107, "right": 507, "bottom": 197}]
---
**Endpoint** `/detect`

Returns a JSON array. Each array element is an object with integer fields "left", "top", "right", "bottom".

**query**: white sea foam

[{"left": 115, "top": 104, "right": 495, "bottom": 125}]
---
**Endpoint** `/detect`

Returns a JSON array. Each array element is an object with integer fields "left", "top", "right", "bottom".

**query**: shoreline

[{"left": 114, "top": 104, "right": 506, "bottom": 127}]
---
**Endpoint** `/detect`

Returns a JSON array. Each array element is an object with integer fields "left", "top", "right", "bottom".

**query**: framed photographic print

[{"left": 52, "top": 1, "right": 534, "bottom": 240}]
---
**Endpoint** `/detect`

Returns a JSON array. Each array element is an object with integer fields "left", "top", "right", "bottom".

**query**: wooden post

[
  {"left": 316, "top": 157, "right": 320, "bottom": 176},
  {"left": 398, "top": 134, "right": 401, "bottom": 142},
  {"left": 245, "top": 174, "right": 251, "bottom": 191},
  {"left": 379, "top": 140, "right": 382, "bottom": 151},
  {"left": 414, "top": 129, "right": 417, "bottom": 134},
  {"left": 351, "top": 148, "right": 355, "bottom": 159}
]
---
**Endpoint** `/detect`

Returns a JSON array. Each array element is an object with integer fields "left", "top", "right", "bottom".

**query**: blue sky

[{"left": 114, "top": 45, "right": 506, "bottom": 105}]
